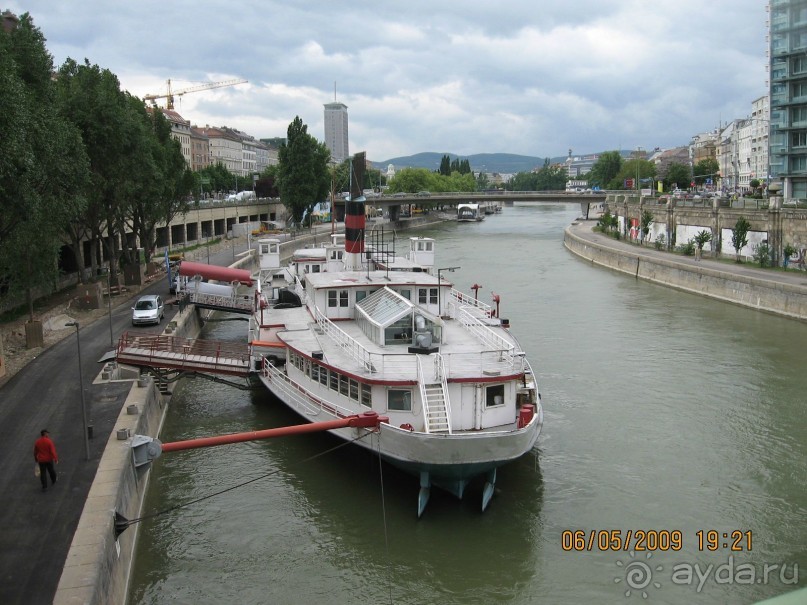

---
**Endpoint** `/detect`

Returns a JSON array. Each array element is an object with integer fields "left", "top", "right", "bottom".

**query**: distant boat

[{"left": 457, "top": 203, "right": 483, "bottom": 222}]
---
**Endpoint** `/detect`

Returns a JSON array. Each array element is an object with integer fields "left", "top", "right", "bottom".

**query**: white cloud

[{"left": 7, "top": 0, "right": 768, "bottom": 162}]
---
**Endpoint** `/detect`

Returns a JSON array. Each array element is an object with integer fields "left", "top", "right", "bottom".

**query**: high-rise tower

[
  {"left": 324, "top": 101, "right": 349, "bottom": 164},
  {"left": 769, "top": 0, "right": 807, "bottom": 197}
]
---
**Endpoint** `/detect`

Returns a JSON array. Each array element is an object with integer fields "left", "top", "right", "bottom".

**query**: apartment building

[{"left": 769, "top": 0, "right": 807, "bottom": 197}]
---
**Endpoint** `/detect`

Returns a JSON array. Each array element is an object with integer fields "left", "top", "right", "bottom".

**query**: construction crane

[{"left": 143, "top": 78, "right": 248, "bottom": 110}]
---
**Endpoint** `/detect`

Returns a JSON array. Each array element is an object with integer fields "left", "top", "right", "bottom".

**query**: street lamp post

[
  {"left": 437, "top": 266, "right": 461, "bottom": 319},
  {"left": 64, "top": 321, "right": 90, "bottom": 460}
]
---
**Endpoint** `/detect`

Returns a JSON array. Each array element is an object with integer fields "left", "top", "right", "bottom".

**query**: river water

[{"left": 129, "top": 204, "right": 805, "bottom": 604}]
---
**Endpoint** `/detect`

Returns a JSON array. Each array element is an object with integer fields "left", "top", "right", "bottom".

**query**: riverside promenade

[{"left": 565, "top": 220, "right": 807, "bottom": 322}]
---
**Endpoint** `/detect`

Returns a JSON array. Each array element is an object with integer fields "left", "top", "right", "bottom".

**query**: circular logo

[{"left": 615, "top": 551, "right": 663, "bottom": 598}]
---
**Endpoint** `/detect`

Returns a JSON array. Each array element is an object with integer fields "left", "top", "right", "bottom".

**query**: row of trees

[{"left": 1, "top": 14, "right": 195, "bottom": 319}]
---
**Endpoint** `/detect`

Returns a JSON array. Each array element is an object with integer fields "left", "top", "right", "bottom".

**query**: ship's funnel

[{"left": 344, "top": 195, "right": 366, "bottom": 271}]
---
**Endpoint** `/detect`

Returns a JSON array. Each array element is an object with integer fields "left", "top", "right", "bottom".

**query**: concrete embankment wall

[
  {"left": 564, "top": 224, "right": 807, "bottom": 322},
  {"left": 54, "top": 293, "right": 206, "bottom": 604}
]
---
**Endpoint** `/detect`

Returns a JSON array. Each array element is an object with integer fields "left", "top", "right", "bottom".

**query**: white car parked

[{"left": 131, "top": 295, "right": 164, "bottom": 326}]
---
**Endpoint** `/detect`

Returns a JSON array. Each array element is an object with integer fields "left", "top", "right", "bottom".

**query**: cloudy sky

[{"left": 8, "top": 1, "right": 768, "bottom": 162}]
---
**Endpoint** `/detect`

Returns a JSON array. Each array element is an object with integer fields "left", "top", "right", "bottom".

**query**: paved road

[{"left": 0, "top": 241, "right": 250, "bottom": 605}]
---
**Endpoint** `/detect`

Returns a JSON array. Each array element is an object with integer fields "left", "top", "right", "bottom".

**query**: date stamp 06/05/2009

[{"left": 560, "top": 529, "right": 752, "bottom": 553}]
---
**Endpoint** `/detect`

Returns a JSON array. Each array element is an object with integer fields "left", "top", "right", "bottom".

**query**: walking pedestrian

[{"left": 34, "top": 429, "right": 58, "bottom": 491}]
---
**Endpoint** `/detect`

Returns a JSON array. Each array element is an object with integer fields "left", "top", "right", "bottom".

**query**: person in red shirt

[{"left": 34, "top": 429, "right": 58, "bottom": 491}]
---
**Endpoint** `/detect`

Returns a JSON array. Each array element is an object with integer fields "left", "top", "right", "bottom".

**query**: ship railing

[
  {"left": 292, "top": 274, "right": 308, "bottom": 303},
  {"left": 456, "top": 307, "right": 518, "bottom": 363},
  {"left": 262, "top": 359, "right": 355, "bottom": 418},
  {"left": 189, "top": 291, "right": 253, "bottom": 312},
  {"left": 442, "top": 350, "right": 527, "bottom": 376},
  {"left": 116, "top": 332, "right": 251, "bottom": 370},
  {"left": 313, "top": 306, "right": 375, "bottom": 372},
  {"left": 447, "top": 288, "right": 492, "bottom": 317},
  {"left": 415, "top": 356, "right": 430, "bottom": 431}
]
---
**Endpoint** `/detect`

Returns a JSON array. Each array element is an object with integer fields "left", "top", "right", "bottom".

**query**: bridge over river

[{"left": 349, "top": 190, "right": 609, "bottom": 220}]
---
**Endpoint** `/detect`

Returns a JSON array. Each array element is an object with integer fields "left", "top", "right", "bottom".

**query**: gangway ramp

[
  {"left": 184, "top": 291, "right": 254, "bottom": 315},
  {"left": 116, "top": 332, "right": 251, "bottom": 377}
]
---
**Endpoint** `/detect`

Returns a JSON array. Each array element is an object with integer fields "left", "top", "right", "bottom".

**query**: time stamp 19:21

[{"left": 560, "top": 529, "right": 753, "bottom": 553}]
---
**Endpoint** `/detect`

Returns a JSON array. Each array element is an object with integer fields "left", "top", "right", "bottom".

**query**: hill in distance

[{"left": 373, "top": 150, "right": 631, "bottom": 174}]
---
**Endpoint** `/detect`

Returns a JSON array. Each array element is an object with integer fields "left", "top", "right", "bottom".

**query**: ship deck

[{"left": 259, "top": 305, "right": 525, "bottom": 382}]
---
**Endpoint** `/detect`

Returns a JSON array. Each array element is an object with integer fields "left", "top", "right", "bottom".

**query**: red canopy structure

[{"left": 178, "top": 260, "right": 253, "bottom": 286}]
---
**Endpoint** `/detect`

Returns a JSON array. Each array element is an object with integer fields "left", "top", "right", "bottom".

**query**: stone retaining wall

[
  {"left": 53, "top": 288, "right": 204, "bottom": 605},
  {"left": 564, "top": 224, "right": 807, "bottom": 322}
]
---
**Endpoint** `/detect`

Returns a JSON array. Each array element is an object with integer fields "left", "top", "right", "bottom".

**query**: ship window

[
  {"left": 303, "top": 359, "right": 310, "bottom": 377},
  {"left": 399, "top": 289, "right": 411, "bottom": 300},
  {"left": 319, "top": 366, "right": 329, "bottom": 386},
  {"left": 349, "top": 379, "right": 359, "bottom": 401},
  {"left": 360, "top": 383, "right": 372, "bottom": 407},
  {"left": 339, "top": 374, "right": 349, "bottom": 396},
  {"left": 330, "top": 370, "right": 339, "bottom": 391},
  {"left": 388, "top": 390, "right": 411, "bottom": 411},
  {"left": 339, "top": 290, "right": 349, "bottom": 307},
  {"left": 311, "top": 364, "right": 320, "bottom": 382},
  {"left": 328, "top": 291, "right": 337, "bottom": 307},
  {"left": 419, "top": 288, "right": 437, "bottom": 305},
  {"left": 486, "top": 384, "right": 505, "bottom": 408},
  {"left": 356, "top": 290, "right": 367, "bottom": 303},
  {"left": 312, "top": 265, "right": 321, "bottom": 273}
]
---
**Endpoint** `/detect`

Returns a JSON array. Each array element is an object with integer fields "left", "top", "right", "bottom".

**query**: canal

[{"left": 129, "top": 204, "right": 806, "bottom": 604}]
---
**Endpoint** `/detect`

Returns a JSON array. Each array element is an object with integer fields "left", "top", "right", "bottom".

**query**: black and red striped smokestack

[{"left": 344, "top": 152, "right": 366, "bottom": 271}]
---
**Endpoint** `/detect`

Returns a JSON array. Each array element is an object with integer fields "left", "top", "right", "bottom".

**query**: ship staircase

[
  {"left": 417, "top": 353, "right": 452, "bottom": 434},
  {"left": 116, "top": 332, "right": 251, "bottom": 378}
]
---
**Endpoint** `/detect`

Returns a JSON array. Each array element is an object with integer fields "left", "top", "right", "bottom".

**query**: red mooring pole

[{"left": 160, "top": 412, "right": 388, "bottom": 453}]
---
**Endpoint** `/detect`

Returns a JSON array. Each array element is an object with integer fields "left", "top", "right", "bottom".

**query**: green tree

[
  {"left": 535, "top": 161, "right": 567, "bottom": 190},
  {"left": 588, "top": 151, "right": 622, "bottom": 189},
  {"left": 783, "top": 243, "right": 797, "bottom": 268},
  {"left": 0, "top": 13, "right": 89, "bottom": 320},
  {"left": 640, "top": 210, "right": 653, "bottom": 245},
  {"left": 693, "top": 158, "right": 719, "bottom": 187},
  {"left": 693, "top": 229, "right": 712, "bottom": 260},
  {"left": 449, "top": 157, "right": 471, "bottom": 175},
  {"left": 124, "top": 101, "right": 193, "bottom": 264},
  {"left": 610, "top": 159, "right": 656, "bottom": 191},
  {"left": 439, "top": 154, "right": 451, "bottom": 176},
  {"left": 387, "top": 167, "right": 433, "bottom": 193},
  {"left": 199, "top": 163, "right": 239, "bottom": 196},
  {"left": 476, "top": 171, "right": 490, "bottom": 191},
  {"left": 663, "top": 162, "right": 691, "bottom": 191},
  {"left": 277, "top": 117, "right": 330, "bottom": 225},
  {"left": 57, "top": 59, "right": 144, "bottom": 277},
  {"left": 731, "top": 217, "right": 750, "bottom": 263}
]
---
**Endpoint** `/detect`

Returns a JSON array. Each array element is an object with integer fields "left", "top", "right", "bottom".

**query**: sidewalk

[
  {"left": 0, "top": 237, "right": 251, "bottom": 605},
  {"left": 568, "top": 220, "right": 807, "bottom": 289},
  {"left": 566, "top": 220, "right": 807, "bottom": 319}
]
